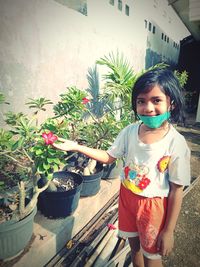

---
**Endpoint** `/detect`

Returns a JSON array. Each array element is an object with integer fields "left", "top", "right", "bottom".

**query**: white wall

[{"left": 0, "top": 0, "right": 190, "bottom": 125}]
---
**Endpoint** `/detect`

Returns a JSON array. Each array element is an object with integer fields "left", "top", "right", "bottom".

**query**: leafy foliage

[
  {"left": 26, "top": 97, "right": 53, "bottom": 114},
  {"left": 174, "top": 70, "right": 188, "bottom": 88},
  {"left": 0, "top": 92, "right": 9, "bottom": 105},
  {"left": 96, "top": 51, "right": 137, "bottom": 105}
]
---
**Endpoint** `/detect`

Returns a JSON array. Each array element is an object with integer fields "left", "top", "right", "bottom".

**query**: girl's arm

[
  {"left": 157, "top": 182, "right": 183, "bottom": 256},
  {"left": 53, "top": 139, "right": 116, "bottom": 164}
]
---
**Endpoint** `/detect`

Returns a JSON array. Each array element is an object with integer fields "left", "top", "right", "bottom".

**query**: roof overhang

[{"left": 168, "top": 0, "right": 200, "bottom": 41}]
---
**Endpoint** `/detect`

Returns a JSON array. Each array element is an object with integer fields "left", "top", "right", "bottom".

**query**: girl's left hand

[{"left": 156, "top": 229, "right": 174, "bottom": 257}]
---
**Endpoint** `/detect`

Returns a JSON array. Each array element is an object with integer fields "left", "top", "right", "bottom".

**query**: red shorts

[{"left": 118, "top": 184, "right": 167, "bottom": 257}]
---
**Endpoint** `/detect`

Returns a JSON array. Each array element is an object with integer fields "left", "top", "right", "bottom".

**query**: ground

[{"left": 164, "top": 123, "right": 200, "bottom": 267}]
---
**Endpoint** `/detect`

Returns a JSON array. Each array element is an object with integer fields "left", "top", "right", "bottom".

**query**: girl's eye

[
  {"left": 154, "top": 99, "right": 162, "bottom": 103},
  {"left": 137, "top": 100, "right": 144, "bottom": 104}
]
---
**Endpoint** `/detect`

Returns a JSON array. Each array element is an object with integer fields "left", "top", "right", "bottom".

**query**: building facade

[{"left": 0, "top": 0, "right": 190, "bottom": 124}]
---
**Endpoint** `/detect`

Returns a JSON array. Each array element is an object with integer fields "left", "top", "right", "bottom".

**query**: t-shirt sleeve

[
  {"left": 168, "top": 137, "right": 191, "bottom": 186},
  {"left": 107, "top": 127, "right": 127, "bottom": 159}
]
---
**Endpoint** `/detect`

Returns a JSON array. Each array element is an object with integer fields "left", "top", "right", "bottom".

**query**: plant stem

[
  {"left": 18, "top": 181, "right": 25, "bottom": 215},
  {"left": 2, "top": 154, "right": 31, "bottom": 170},
  {"left": 22, "top": 148, "right": 34, "bottom": 163}
]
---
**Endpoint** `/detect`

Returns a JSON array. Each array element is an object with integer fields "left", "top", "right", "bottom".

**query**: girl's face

[{"left": 136, "top": 85, "right": 171, "bottom": 116}]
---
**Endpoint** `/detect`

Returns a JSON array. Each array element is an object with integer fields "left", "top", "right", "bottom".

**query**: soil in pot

[
  {"left": 38, "top": 171, "right": 83, "bottom": 218},
  {"left": 64, "top": 153, "right": 104, "bottom": 197}
]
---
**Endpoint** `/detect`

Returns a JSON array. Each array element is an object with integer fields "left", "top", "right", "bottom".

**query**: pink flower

[
  {"left": 107, "top": 223, "right": 117, "bottom": 230},
  {"left": 138, "top": 177, "right": 151, "bottom": 190},
  {"left": 42, "top": 132, "right": 58, "bottom": 145},
  {"left": 82, "top": 97, "right": 90, "bottom": 105}
]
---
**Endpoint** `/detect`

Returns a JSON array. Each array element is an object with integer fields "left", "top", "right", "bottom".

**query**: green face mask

[{"left": 138, "top": 111, "right": 170, "bottom": 128}]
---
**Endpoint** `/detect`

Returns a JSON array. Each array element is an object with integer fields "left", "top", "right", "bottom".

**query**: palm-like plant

[
  {"left": 86, "top": 65, "right": 106, "bottom": 118},
  {"left": 96, "top": 51, "right": 137, "bottom": 107}
]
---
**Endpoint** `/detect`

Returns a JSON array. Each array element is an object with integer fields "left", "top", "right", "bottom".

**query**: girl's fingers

[{"left": 57, "top": 137, "right": 66, "bottom": 142}]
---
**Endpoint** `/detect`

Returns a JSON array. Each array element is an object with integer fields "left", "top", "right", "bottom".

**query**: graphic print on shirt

[
  {"left": 123, "top": 162, "right": 151, "bottom": 194},
  {"left": 157, "top": 156, "right": 170, "bottom": 173}
]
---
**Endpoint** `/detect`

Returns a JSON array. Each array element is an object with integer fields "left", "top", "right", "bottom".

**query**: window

[
  {"left": 152, "top": 25, "right": 156, "bottom": 34},
  {"left": 167, "top": 37, "right": 169, "bottom": 43},
  {"left": 125, "top": 4, "right": 129, "bottom": 16},
  {"left": 164, "top": 35, "right": 166, "bottom": 42},
  {"left": 161, "top": 33, "right": 164, "bottom": 40},
  {"left": 144, "top": 20, "right": 147, "bottom": 29},
  {"left": 118, "top": 0, "right": 122, "bottom": 11},
  {"left": 148, "top": 22, "right": 152, "bottom": 31},
  {"left": 109, "top": 0, "right": 115, "bottom": 6}
]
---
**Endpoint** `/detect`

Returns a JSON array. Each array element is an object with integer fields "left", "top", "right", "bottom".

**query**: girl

[{"left": 53, "top": 68, "right": 191, "bottom": 267}]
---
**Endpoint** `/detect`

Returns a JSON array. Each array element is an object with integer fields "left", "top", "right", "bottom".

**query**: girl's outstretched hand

[{"left": 52, "top": 137, "right": 78, "bottom": 152}]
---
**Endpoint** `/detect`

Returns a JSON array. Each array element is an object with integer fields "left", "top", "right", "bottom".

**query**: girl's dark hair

[{"left": 131, "top": 68, "right": 185, "bottom": 123}]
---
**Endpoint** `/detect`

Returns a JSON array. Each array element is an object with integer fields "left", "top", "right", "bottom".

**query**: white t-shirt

[{"left": 107, "top": 123, "right": 191, "bottom": 197}]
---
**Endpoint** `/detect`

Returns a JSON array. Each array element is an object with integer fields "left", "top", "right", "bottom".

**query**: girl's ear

[{"left": 170, "top": 100, "right": 175, "bottom": 110}]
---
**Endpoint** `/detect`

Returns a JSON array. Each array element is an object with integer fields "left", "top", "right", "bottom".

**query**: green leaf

[
  {"left": 11, "top": 138, "right": 24, "bottom": 151},
  {"left": 47, "top": 158, "right": 55, "bottom": 163},
  {"left": 52, "top": 164, "right": 59, "bottom": 172},
  {"left": 46, "top": 158, "right": 60, "bottom": 164},
  {"left": 47, "top": 173, "right": 53, "bottom": 180},
  {"left": 43, "top": 163, "right": 51, "bottom": 170},
  {"left": 37, "top": 163, "right": 45, "bottom": 173},
  {"left": 35, "top": 149, "right": 43, "bottom": 155}
]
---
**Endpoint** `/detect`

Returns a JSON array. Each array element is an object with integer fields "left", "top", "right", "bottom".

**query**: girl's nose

[{"left": 144, "top": 102, "right": 154, "bottom": 113}]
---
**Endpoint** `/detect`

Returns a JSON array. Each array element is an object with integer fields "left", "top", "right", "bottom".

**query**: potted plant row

[{"left": 0, "top": 95, "right": 84, "bottom": 260}]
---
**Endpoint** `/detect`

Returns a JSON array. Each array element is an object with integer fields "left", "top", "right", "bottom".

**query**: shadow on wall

[
  {"left": 54, "top": 0, "right": 87, "bottom": 16},
  {"left": 145, "top": 48, "right": 177, "bottom": 69},
  {"left": 0, "top": 61, "right": 33, "bottom": 127},
  {"left": 145, "top": 48, "right": 162, "bottom": 69}
]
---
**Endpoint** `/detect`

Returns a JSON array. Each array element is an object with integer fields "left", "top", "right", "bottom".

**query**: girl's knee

[{"left": 144, "top": 256, "right": 163, "bottom": 267}]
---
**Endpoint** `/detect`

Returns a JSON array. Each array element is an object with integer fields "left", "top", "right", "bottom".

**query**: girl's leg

[
  {"left": 143, "top": 257, "right": 163, "bottom": 267},
  {"left": 128, "top": 237, "right": 144, "bottom": 267}
]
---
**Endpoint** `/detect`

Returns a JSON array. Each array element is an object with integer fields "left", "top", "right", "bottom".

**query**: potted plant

[
  {"left": 51, "top": 67, "right": 128, "bottom": 196},
  {"left": 52, "top": 86, "right": 105, "bottom": 196},
  {"left": 0, "top": 94, "right": 83, "bottom": 260}
]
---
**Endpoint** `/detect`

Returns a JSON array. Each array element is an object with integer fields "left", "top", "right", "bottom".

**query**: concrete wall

[{"left": 0, "top": 0, "right": 190, "bottom": 125}]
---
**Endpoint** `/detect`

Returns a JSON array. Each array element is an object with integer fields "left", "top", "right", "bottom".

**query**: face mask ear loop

[{"left": 167, "top": 110, "right": 172, "bottom": 123}]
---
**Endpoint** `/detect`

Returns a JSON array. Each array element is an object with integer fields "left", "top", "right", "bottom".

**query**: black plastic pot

[
  {"left": 64, "top": 151, "right": 80, "bottom": 167},
  {"left": 103, "top": 159, "right": 124, "bottom": 180},
  {"left": 38, "top": 171, "right": 83, "bottom": 218},
  {"left": 80, "top": 162, "right": 104, "bottom": 197}
]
